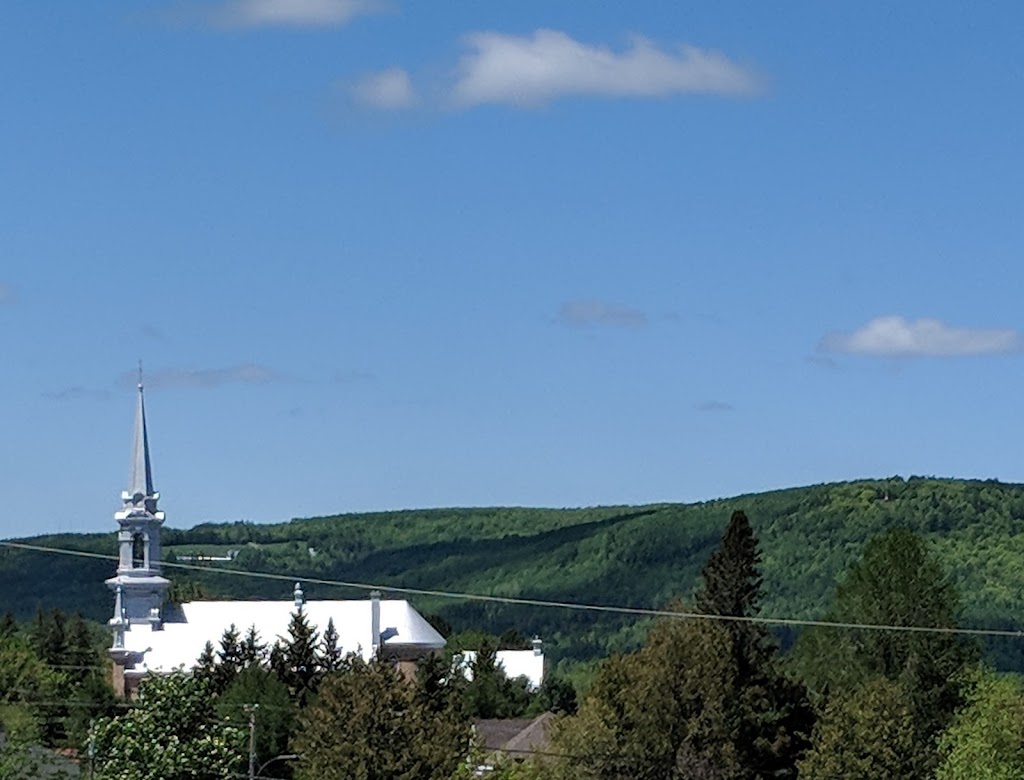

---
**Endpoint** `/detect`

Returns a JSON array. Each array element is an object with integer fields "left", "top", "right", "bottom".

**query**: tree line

[{"left": 4, "top": 508, "right": 1024, "bottom": 778}]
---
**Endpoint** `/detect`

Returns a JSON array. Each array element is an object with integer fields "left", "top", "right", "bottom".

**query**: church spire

[
  {"left": 129, "top": 374, "right": 154, "bottom": 497},
  {"left": 125, "top": 368, "right": 158, "bottom": 512}
]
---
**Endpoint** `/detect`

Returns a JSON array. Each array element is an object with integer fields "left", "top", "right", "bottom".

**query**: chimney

[
  {"left": 532, "top": 636, "right": 543, "bottom": 656},
  {"left": 370, "top": 590, "right": 381, "bottom": 657}
]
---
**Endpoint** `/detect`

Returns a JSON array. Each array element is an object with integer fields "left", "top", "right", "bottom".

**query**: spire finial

[{"left": 137, "top": 359, "right": 144, "bottom": 391}]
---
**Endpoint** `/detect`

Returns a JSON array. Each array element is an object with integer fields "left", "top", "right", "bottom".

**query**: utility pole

[
  {"left": 247, "top": 704, "right": 259, "bottom": 780},
  {"left": 87, "top": 718, "right": 96, "bottom": 780}
]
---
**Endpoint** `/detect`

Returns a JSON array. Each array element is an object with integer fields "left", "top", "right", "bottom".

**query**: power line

[{"left": 1, "top": 539, "right": 1021, "bottom": 639}]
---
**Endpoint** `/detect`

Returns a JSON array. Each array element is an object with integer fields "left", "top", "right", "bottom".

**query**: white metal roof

[
  {"left": 121, "top": 598, "right": 446, "bottom": 675},
  {"left": 458, "top": 649, "right": 545, "bottom": 690}
]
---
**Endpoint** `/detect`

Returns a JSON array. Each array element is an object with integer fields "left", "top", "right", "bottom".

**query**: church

[{"left": 106, "top": 382, "right": 544, "bottom": 697}]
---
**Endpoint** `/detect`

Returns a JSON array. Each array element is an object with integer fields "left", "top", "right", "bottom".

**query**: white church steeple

[{"left": 107, "top": 377, "right": 170, "bottom": 653}]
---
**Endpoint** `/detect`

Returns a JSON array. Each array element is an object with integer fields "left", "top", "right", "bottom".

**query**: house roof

[
  {"left": 475, "top": 712, "right": 555, "bottom": 762},
  {"left": 120, "top": 598, "right": 445, "bottom": 675}
]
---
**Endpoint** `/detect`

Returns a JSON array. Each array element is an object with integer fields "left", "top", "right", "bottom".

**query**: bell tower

[{"left": 106, "top": 377, "right": 170, "bottom": 654}]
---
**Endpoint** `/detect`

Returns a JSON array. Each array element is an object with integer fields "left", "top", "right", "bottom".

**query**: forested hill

[{"left": 4, "top": 476, "right": 1024, "bottom": 670}]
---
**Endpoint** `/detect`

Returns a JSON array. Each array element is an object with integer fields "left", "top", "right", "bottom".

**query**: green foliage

[
  {"left": 464, "top": 641, "right": 533, "bottom": 719},
  {"left": 213, "top": 624, "right": 242, "bottom": 694},
  {"left": 528, "top": 675, "right": 577, "bottom": 716},
  {"left": 936, "top": 669, "right": 1024, "bottom": 780},
  {"left": 693, "top": 511, "right": 813, "bottom": 779},
  {"left": 239, "top": 625, "right": 267, "bottom": 668},
  {"left": 7, "top": 477, "right": 1024, "bottom": 672},
  {"left": 542, "top": 513, "right": 811, "bottom": 780},
  {"left": 320, "top": 618, "right": 341, "bottom": 673},
  {"left": 798, "top": 677, "right": 921, "bottom": 780},
  {"left": 293, "top": 655, "right": 469, "bottom": 780},
  {"left": 792, "top": 529, "right": 975, "bottom": 757},
  {"left": 92, "top": 673, "right": 245, "bottom": 780},
  {"left": 217, "top": 667, "right": 295, "bottom": 776},
  {"left": 269, "top": 608, "right": 321, "bottom": 707}
]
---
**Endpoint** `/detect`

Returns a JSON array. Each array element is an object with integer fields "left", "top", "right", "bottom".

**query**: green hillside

[{"left": 4, "top": 476, "right": 1024, "bottom": 672}]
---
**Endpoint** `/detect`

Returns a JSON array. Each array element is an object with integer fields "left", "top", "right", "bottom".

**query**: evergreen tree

[
  {"left": 545, "top": 512, "right": 811, "bottom": 780},
  {"left": 321, "top": 618, "right": 342, "bottom": 673},
  {"left": 270, "top": 608, "right": 321, "bottom": 707},
  {"left": 195, "top": 641, "right": 217, "bottom": 686},
  {"left": 792, "top": 528, "right": 976, "bottom": 770},
  {"left": 695, "top": 510, "right": 813, "bottom": 779},
  {"left": 464, "top": 640, "right": 532, "bottom": 718},
  {"left": 239, "top": 625, "right": 266, "bottom": 668},
  {"left": 696, "top": 510, "right": 763, "bottom": 620},
  {"left": 31, "top": 609, "right": 68, "bottom": 668},
  {"left": 214, "top": 624, "right": 243, "bottom": 693},
  {"left": 64, "top": 614, "right": 96, "bottom": 685}
]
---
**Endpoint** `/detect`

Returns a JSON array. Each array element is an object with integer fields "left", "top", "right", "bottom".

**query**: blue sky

[{"left": 3, "top": 1, "right": 1024, "bottom": 538}]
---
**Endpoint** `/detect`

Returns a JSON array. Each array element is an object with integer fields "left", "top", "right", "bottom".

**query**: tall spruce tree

[
  {"left": 270, "top": 608, "right": 321, "bottom": 707},
  {"left": 545, "top": 511, "right": 812, "bottom": 780},
  {"left": 214, "top": 624, "right": 243, "bottom": 693},
  {"left": 695, "top": 510, "right": 813, "bottom": 779},
  {"left": 239, "top": 625, "right": 266, "bottom": 668},
  {"left": 321, "top": 618, "right": 342, "bottom": 673}
]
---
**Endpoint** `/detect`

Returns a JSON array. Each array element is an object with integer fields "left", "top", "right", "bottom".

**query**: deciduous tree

[{"left": 92, "top": 673, "right": 245, "bottom": 780}]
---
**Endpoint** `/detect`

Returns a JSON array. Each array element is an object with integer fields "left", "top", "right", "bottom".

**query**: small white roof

[
  {"left": 122, "top": 599, "right": 445, "bottom": 676},
  {"left": 458, "top": 650, "right": 545, "bottom": 690}
]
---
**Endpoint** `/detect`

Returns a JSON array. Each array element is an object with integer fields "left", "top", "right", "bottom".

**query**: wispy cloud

[
  {"left": 558, "top": 300, "right": 647, "bottom": 329},
  {"left": 0, "top": 284, "right": 15, "bottom": 305},
  {"left": 42, "top": 386, "right": 110, "bottom": 402},
  {"left": 451, "top": 30, "right": 760, "bottom": 107},
  {"left": 197, "top": 0, "right": 381, "bottom": 28},
  {"left": 125, "top": 363, "right": 282, "bottom": 389},
  {"left": 141, "top": 325, "right": 166, "bottom": 341},
  {"left": 696, "top": 400, "right": 735, "bottom": 413},
  {"left": 352, "top": 67, "right": 417, "bottom": 109},
  {"left": 820, "top": 316, "right": 1023, "bottom": 357}
]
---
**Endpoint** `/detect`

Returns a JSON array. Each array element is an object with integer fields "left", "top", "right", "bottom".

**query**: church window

[{"left": 132, "top": 533, "right": 146, "bottom": 569}]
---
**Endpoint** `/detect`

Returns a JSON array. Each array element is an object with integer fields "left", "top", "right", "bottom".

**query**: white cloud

[
  {"left": 451, "top": 29, "right": 759, "bottom": 107},
  {"left": 126, "top": 363, "right": 282, "bottom": 389},
  {"left": 209, "top": 0, "right": 380, "bottom": 28},
  {"left": 352, "top": 68, "right": 416, "bottom": 109},
  {"left": 821, "top": 316, "right": 1023, "bottom": 357},
  {"left": 558, "top": 300, "right": 647, "bottom": 329},
  {"left": 0, "top": 284, "right": 15, "bottom": 305}
]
